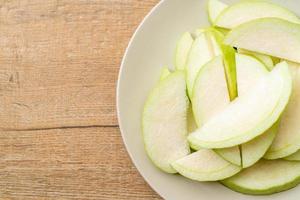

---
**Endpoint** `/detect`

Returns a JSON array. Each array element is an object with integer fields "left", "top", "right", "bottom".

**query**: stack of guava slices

[{"left": 142, "top": 0, "right": 300, "bottom": 195}]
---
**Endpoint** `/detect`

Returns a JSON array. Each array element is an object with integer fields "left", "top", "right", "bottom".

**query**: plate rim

[{"left": 116, "top": 0, "right": 166, "bottom": 199}]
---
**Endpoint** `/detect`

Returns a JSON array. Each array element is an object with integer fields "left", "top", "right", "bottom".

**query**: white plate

[{"left": 117, "top": 0, "right": 300, "bottom": 199}]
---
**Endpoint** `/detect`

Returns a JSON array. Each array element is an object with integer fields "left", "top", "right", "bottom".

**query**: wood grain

[
  {"left": 0, "top": 0, "right": 162, "bottom": 199},
  {"left": 0, "top": 0, "right": 158, "bottom": 128},
  {"left": 0, "top": 127, "right": 161, "bottom": 199}
]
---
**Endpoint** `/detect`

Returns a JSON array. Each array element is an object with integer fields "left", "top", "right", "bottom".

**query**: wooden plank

[
  {"left": 0, "top": 127, "right": 162, "bottom": 199},
  {"left": 0, "top": 85, "right": 115, "bottom": 130},
  {"left": 0, "top": 0, "right": 163, "bottom": 199},
  {"left": 0, "top": 0, "right": 159, "bottom": 128}
]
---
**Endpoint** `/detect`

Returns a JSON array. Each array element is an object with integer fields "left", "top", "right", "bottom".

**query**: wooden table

[{"left": 0, "top": 0, "right": 161, "bottom": 199}]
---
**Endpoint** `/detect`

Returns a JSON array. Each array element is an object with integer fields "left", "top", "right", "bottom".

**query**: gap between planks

[{"left": 2, "top": 124, "right": 119, "bottom": 132}]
